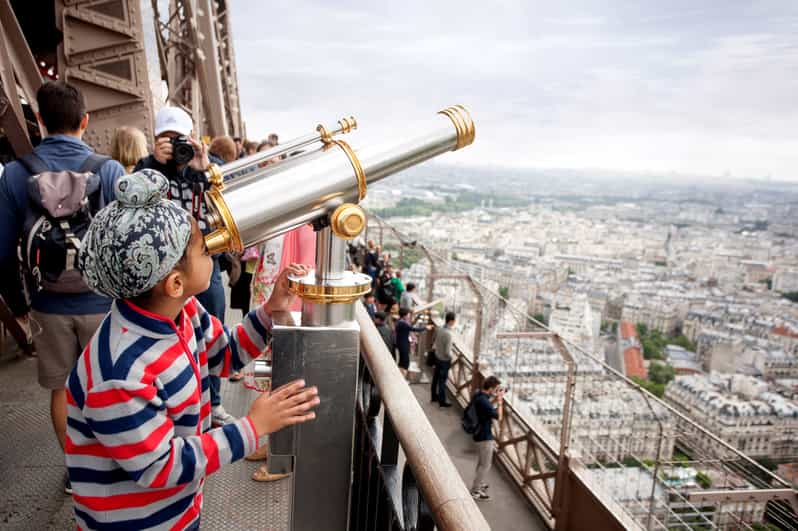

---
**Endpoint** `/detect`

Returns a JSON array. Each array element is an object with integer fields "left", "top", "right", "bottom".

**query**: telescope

[{"left": 202, "top": 105, "right": 475, "bottom": 530}]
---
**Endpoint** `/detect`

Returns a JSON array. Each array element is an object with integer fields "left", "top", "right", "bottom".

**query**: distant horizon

[
  {"left": 402, "top": 160, "right": 798, "bottom": 187},
  {"left": 230, "top": 1, "right": 798, "bottom": 182}
]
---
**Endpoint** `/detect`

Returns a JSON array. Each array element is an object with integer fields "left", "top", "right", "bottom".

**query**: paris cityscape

[
  {"left": 1, "top": 1, "right": 797, "bottom": 529},
  {"left": 365, "top": 165, "right": 798, "bottom": 528}
]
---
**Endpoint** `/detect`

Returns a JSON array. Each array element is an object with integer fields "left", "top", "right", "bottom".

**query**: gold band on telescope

[
  {"left": 438, "top": 105, "right": 475, "bottom": 150},
  {"left": 288, "top": 277, "right": 372, "bottom": 304},
  {"left": 317, "top": 124, "right": 333, "bottom": 144},
  {"left": 204, "top": 189, "right": 243, "bottom": 254},
  {"left": 207, "top": 164, "right": 224, "bottom": 189},
  {"left": 328, "top": 139, "right": 367, "bottom": 201}
]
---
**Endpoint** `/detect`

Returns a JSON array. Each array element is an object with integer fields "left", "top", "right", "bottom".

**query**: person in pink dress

[{"left": 245, "top": 223, "right": 316, "bottom": 482}]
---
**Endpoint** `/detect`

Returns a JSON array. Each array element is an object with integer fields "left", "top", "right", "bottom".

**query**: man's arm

[
  {"left": 98, "top": 159, "right": 126, "bottom": 204},
  {"left": 0, "top": 170, "right": 27, "bottom": 315}
]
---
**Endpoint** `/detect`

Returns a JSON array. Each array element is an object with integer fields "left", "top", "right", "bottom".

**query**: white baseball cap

[{"left": 154, "top": 106, "right": 193, "bottom": 136}]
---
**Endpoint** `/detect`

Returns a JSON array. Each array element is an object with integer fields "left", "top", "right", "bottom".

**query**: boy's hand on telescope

[
  {"left": 247, "top": 379, "right": 319, "bottom": 437},
  {"left": 265, "top": 263, "right": 310, "bottom": 313}
]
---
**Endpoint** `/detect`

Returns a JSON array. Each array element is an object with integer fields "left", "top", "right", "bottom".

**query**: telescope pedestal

[{"left": 268, "top": 322, "right": 360, "bottom": 531}]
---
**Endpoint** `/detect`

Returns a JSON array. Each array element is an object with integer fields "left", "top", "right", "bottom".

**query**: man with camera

[
  {"left": 470, "top": 375, "right": 505, "bottom": 501},
  {"left": 134, "top": 107, "right": 234, "bottom": 426}
]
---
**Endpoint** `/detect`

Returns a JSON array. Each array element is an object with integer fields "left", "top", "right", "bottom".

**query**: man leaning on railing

[{"left": 431, "top": 311, "right": 456, "bottom": 407}]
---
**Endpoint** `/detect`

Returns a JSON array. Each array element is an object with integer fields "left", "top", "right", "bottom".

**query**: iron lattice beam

[
  {"left": 0, "top": 0, "right": 43, "bottom": 157},
  {"left": 54, "top": 0, "right": 155, "bottom": 155},
  {"left": 151, "top": 0, "right": 243, "bottom": 139}
]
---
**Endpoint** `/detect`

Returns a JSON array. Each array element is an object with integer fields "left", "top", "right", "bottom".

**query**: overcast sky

[{"left": 229, "top": 1, "right": 798, "bottom": 180}]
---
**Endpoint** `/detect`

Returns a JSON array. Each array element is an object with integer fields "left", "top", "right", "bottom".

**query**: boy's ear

[{"left": 162, "top": 270, "right": 185, "bottom": 299}]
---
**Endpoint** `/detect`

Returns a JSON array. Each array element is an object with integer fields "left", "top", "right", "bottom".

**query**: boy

[{"left": 66, "top": 170, "right": 319, "bottom": 530}]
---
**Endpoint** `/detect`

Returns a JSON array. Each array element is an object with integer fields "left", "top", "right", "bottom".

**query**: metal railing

[
  {"left": 354, "top": 304, "right": 490, "bottom": 530},
  {"left": 368, "top": 213, "right": 798, "bottom": 531}
]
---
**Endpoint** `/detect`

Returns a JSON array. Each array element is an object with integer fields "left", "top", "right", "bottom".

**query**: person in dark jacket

[
  {"left": 374, "top": 312, "right": 395, "bottom": 357},
  {"left": 470, "top": 375, "right": 504, "bottom": 500},
  {"left": 133, "top": 107, "right": 233, "bottom": 426},
  {"left": 394, "top": 308, "right": 430, "bottom": 376},
  {"left": 364, "top": 292, "right": 378, "bottom": 320},
  {"left": 376, "top": 266, "right": 396, "bottom": 310},
  {"left": 431, "top": 312, "right": 455, "bottom": 407},
  {"left": 364, "top": 240, "right": 379, "bottom": 280}
]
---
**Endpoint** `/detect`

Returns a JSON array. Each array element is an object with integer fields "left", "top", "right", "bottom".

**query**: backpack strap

[
  {"left": 78, "top": 153, "right": 111, "bottom": 174},
  {"left": 18, "top": 152, "right": 49, "bottom": 176}
]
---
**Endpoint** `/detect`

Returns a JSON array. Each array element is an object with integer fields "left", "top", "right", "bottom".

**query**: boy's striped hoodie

[{"left": 65, "top": 297, "right": 268, "bottom": 530}]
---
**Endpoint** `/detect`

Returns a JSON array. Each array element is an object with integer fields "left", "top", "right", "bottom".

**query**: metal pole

[
  {"left": 467, "top": 275, "right": 483, "bottom": 393},
  {"left": 551, "top": 334, "right": 577, "bottom": 525}
]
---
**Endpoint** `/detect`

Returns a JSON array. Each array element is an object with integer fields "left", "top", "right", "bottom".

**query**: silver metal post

[{"left": 269, "top": 227, "right": 363, "bottom": 530}]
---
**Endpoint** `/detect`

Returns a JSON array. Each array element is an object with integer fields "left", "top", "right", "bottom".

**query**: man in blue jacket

[
  {"left": 0, "top": 81, "right": 125, "bottom": 493},
  {"left": 470, "top": 375, "right": 504, "bottom": 500}
]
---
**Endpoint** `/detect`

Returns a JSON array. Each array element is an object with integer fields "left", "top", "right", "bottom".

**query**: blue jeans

[
  {"left": 196, "top": 258, "right": 225, "bottom": 407},
  {"left": 431, "top": 359, "right": 451, "bottom": 404}
]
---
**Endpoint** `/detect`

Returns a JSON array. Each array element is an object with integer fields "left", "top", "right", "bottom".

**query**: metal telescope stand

[{"left": 267, "top": 218, "right": 371, "bottom": 531}]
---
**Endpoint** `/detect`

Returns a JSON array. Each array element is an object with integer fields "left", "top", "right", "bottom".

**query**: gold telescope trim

[
  {"left": 318, "top": 116, "right": 358, "bottom": 145},
  {"left": 330, "top": 203, "right": 366, "bottom": 240},
  {"left": 338, "top": 116, "right": 357, "bottom": 134},
  {"left": 207, "top": 164, "right": 224, "bottom": 190},
  {"left": 317, "top": 124, "right": 333, "bottom": 144},
  {"left": 204, "top": 189, "right": 243, "bottom": 254},
  {"left": 288, "top": 276, "right": 372, "bottom": 304},
  {"left": 328, "top": 139, "right": 367, "bottom": 201},
  {"left": 438, "top": 104, "right": 476, "bottom": 150}
]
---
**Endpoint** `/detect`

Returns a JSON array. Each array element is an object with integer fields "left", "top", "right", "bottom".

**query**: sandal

[
  {"left": 229, "top": 371, "right": 243, "bottom": 382},
  {"left": 252, "top": 464, "right": 289, "bottom": 482},
  {"left": 245, "top": 445, "right": 269, "bottom": 461}
]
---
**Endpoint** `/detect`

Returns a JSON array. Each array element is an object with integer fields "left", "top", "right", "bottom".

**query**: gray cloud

[{"left": 230, "top": 0, "right": 798, "bottom": 179}]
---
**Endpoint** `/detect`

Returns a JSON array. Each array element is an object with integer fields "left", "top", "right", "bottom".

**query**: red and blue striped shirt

[{"left": 65, "top": 298, "right": 269, "bottom": 530}]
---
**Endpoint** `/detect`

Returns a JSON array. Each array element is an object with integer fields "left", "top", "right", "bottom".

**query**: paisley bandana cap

[{"left": 79, "top": 169, "right": 193, "bottom": 299}]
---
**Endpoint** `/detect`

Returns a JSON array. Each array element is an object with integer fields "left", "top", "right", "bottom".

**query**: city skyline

[{"left": 230, "top": 0, "right": 798, "bottom": 181}]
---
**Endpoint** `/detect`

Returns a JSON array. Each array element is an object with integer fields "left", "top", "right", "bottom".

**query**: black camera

[{"left": 171, "top": 135, "right": 195, "bottom": 165}]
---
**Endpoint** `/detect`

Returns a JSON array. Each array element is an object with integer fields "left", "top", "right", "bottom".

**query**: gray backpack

[{"left": 19, "top": 153, "right": 109, "bottom": 294}]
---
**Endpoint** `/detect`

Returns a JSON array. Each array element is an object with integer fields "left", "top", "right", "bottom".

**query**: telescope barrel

[
  {"left": 206, "top": 117, "right": 358, "bottom": 184},
  {"left": 203, "top": 105, "right": 474, "bottom": 254}
]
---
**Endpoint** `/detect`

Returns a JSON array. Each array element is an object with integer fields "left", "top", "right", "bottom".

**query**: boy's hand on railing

[
  {"left": 247, "top": 379, "right": 319, "bottom": 437},
  {"left": 265, "top": 263, "right": 310, "bottom": 313}
]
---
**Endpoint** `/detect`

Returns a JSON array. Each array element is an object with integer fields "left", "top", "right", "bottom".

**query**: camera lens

[{"left": 171, "top": 136, "right": 195, "bottom": 165}]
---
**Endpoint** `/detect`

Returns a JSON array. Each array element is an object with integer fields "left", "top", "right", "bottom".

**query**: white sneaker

[{"left": 212, "top": 405, "right": 235, "bottom": 426}]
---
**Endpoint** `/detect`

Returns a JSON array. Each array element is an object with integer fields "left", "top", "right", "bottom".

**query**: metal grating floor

[
  {"left": 202, "top": 379, "right": 292, "bottom": 531},
  {"left": 0, "top": 353, "right": 76, "bottom": 531},
  {"left": 0, "top": 347, "right": 291, "bottom": 531}
]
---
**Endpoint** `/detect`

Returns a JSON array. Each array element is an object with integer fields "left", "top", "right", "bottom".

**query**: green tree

[
  {"left": 636, "top": 323, "right": 648, "bottom": 337},
  {"left": 648, "top": 362, "right": 675, "bottom": 385},
  {"left": 782, "top": 291, "right": 798, "bottom": 303},
  {"left": 668, "top": 334, "right": 697, "bottom": 352},
  {"left": 695, "top": 471, "right": 712, "bottom": 489},
  {"left": 755, "top": 456, "right": 778, "bottom": 471},
  {"left": 631, "top": 376, "right": 666, "bottom": 398},
  {"left": 498, "top": 286, "right": 509, "bottom": 299},
  {"left": 533, "top": 313, "right": 547, "bottom": 325}
]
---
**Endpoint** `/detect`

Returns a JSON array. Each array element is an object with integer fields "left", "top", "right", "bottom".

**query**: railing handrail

[{"left": 356, "top": 303, "right": 491, "bottom": 531}]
